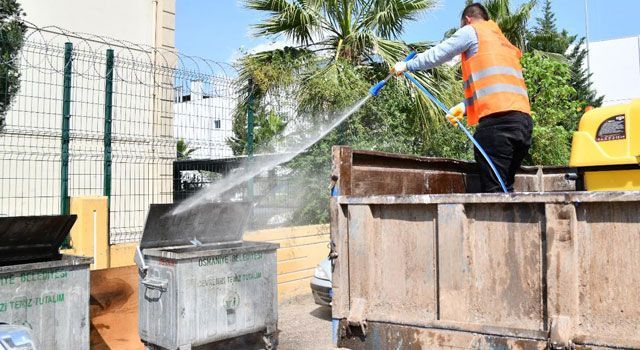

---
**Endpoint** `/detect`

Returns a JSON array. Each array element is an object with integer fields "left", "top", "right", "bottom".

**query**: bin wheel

[{"left": 262, "top": 333, "right": 278, "bottom": 350}]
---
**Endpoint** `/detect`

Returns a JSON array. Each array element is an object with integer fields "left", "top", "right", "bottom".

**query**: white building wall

[
  {"left": 20, "top": 0, "right": 155, "bottom": 46},
  {"left": 173, "top": 80, "right": 236, "bottom": 159},
  {"left": 0, "top": 0, "right": 177, "bottom": 244},
  {"left": 589, "top": 36, "right": 640, "bottom": 105}
]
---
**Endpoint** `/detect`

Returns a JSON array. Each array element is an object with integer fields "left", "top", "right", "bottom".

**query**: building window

[{"left": 214, "top": 120, "right": 221, "bottom": 129}]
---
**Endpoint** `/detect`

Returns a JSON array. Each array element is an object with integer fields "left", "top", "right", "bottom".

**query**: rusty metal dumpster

[
  {"left": 0, "top": 215, "right": 92, "bottom": 350},
  {"left": 330, "top": 147, "right": 640, "bottom": 350},
  {"left": 136, "top": 203, "right": 279, "bottom": 350}
]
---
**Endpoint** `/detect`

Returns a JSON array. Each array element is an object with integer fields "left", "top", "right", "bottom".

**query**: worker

[
  {"left": 393, "top": 3, "right": 533, "bottom": 193},
  {"left": 329, "top": 175, "right": 339, "bottom": 196}
]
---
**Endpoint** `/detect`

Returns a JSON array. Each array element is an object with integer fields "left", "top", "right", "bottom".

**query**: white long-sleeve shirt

[{"left": 406, "top": 25, "right": 479, "bottom": 71}]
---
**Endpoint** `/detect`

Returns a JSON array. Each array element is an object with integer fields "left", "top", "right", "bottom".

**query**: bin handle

[{"left": 142, "top": 277, "right": 168, "bottom": 291}]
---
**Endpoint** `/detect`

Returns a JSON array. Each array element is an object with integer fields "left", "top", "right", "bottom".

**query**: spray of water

[{"left": 172, "top": 94, "right": 372, "bottom": 215}]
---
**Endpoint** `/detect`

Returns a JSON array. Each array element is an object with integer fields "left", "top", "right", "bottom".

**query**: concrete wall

[{"left": 245, "top": 225, "right": 330, "bottom": 301}]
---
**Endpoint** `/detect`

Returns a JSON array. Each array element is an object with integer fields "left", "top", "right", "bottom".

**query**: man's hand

[
  {"left": 445, "top": 102, "right": 465, "bottom": 125},
  {"left": 391, "top": 61, "right": 408, "bottom": 75}
]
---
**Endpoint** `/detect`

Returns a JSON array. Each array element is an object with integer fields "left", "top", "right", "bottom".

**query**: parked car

[{"left": 310, "top": 258, "right": 332, "bottom": 306}]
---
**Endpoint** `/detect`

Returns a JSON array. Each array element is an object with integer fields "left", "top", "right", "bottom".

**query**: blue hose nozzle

[
  {"left": 369, "top": 80, "right": 387, "bottom": 96},
  {"left": 369, "top": 52, "right": 417, "bottom": 97}
]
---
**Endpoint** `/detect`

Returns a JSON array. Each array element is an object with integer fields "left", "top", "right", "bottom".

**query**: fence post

[
  {"left": 60, "top": 42, "right": 73, "bottom": 215},
  {"left": 247, "top": 78, "right": 255, "bottom": 200},
  {"left": 103, "top": 49, "right": 114, "bottom": 240}
]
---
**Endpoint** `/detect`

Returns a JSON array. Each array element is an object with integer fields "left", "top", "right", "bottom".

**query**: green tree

[
  {"left": 176, "top": 139, "right": 198, "bottom": 160},
  {"left": 567, "top": 37, "right": 603, "bottom": 109},
  {"left": 228, "top": 109, "right": 288, "bottom": 155},
  {"left": 239, "top": 0, "right": 461, "bottom": 129},
  {"left": 245, "top": 0, "right": 436, "bottom": 64},
  {"left": 527, "top": 0, "right": 575, "bottom": 54},
  {"left": 526, "top": 0, "right": 602, "bottom": 109},
  {"left": 228, "top": 47, "right": 313, "bottom": 155},
  {"left": 521, "top": 52, "right": 580, "bottom": 165},
  {"left": 287, "top": 63, "right": 421, "bottom": 225},
  {"left": 0, "top": 0, "right": 26, "bottom": 132}
]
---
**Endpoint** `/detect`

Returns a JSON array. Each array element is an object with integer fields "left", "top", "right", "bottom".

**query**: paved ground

[{"left": 278, "top": 294, "right": 342, "bottom": 350}]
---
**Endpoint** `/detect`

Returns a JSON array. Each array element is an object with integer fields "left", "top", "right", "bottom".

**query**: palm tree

[
  {"left": 233, "top": 0, "right": 462, "bottom": 148},
  {"left": 176, "top": 139, "right": 199, "bottom": 160},
  {"left": 245, "top": 0, "right": 437, "bottom": 64},
  {"left": 466, "top": 0, "right": 537, "bottom": 50}
]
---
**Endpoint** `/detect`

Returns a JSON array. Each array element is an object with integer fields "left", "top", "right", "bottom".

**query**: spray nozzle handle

[
  {"left": 403, "top": 52, "right": 417, "bottom": 62},
  {"left": 370, "top": 52, "right": 416, "bottom": 97},
  {"left": 369, "top": 80, "right": 387, "bottom": 96}
]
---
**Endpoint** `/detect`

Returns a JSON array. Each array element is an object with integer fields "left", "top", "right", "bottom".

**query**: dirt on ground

[{"left": 277, "top": 294, "right": 343, "bottom": 350}]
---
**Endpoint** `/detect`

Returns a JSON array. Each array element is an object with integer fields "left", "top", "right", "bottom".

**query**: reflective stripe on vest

[
  {"left": 464, "top": 83, "right": 529, "bottom": 106},
  {"left": 463, "top": 66, "right": 524, "bottom": 90}
]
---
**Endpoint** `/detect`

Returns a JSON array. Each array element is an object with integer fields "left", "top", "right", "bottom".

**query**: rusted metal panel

[
  {"left": 573, "top": 202, "right": 640, "bottom": 348},
  {"left": 346, "top": 204, "right": 440, "bottom": 325},
  {"left": 335, "top": 192, "right": 640, "bottom": 349},
  {"left": 346, "top": 204, "right": 375, "bottom": 322},
  {"left": 351, "top": 167, "right": 468, "bottom": 195},
  {"left": 332, "top": 146, "right": 577, "bottom": 196},
  {"left": 330, "top": 198, "right": 350, "bottom": 319},
  {"left": 338, "top": 321, "right": 548, "bottom": 350},
  {"left": 438, "top": 203, "right": 546, "bottom": 332},
  {"left": 338, "top": 191, "right": 640, "bottom": 205},
  {"left": 332, "top": 146, "right": 353, "bottom": 196},
  {"left": 368, "top": 205, "right": 438, "bottom": 324}
]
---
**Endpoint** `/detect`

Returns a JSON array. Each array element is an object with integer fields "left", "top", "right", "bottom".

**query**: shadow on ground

[{"left": 310, "top": 306, "right": 332, "bottom": 321}]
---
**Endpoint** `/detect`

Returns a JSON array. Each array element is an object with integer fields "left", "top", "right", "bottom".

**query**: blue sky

[{"left": 176, "top": 0, "right": 640, "bottom": 64}]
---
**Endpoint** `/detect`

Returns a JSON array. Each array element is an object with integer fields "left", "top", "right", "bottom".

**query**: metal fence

[{"left": 0, "top": 25, "right": 239, "bottom": 244}]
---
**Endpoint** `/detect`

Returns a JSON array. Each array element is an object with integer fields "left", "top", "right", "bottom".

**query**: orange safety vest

[{"left": 461, "top": 20, "right": 531, "bottom": 125}]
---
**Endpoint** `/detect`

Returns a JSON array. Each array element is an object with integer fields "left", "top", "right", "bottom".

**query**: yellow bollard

[{"left": 66, "top": 196, "right": 109, "bottom": 270}]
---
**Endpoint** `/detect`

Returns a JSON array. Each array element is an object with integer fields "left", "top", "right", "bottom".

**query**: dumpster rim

[
  {"left": 336, "top": 190, "right": 640, "bottom": 205},
  {"left": 0, "top": 254, "right": 93, "bottom": 274},
  {"left": 142, "top": 240, "right": 279, "bottom": 260}
]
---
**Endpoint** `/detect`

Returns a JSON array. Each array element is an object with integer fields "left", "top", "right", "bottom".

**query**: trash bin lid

[
  {"left": 0, "top": 215, "right": 77, "bottom": 266},
  {"left": 140, "top": 202, "right": 252, "bottom": 250}
]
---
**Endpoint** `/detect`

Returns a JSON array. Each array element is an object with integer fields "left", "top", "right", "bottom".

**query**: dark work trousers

[{"left": 473, "top": 111, "right": 534, "bottom": 193}]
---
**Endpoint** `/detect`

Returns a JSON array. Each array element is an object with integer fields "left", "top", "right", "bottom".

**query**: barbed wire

[{"left": 0, "top": 20, "right": 238, "bottom": 88}]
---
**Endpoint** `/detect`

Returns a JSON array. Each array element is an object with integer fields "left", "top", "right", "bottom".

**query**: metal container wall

[
  {"left": 331, "top": 146, "right": 577, "bottom": 196},
  {"left": 331, "top": 192, "right": 640, "bottom": 349},
  {"left": 138, "top": 241, "right": 279, "bottom": 349},
  {"left": 0, "top": 255, "right": 92, "bottom": 350}
]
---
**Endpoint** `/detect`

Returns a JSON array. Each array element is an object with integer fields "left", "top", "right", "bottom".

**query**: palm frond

[
  {"left": 373, "top": 37, "right": 409, "bottom": 64},
  {"left": 246, "top": 0, "right": 323, "bottom": 45},
  {"left": 360, "top": 0, "right": 437, "bottom": 39},
  {"left": 409, "top": 66, "right": 463, "bottom": 125},
  {"left": 483, "top": 0, "right": 536, "bottom": 50}
]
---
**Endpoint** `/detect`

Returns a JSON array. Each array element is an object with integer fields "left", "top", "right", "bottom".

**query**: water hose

[
  {"left": 369, "top": 52, "right": 509, "bottom": 193},
  {"left": 370, "top": 52, "right": 416, "bottom": 96}
]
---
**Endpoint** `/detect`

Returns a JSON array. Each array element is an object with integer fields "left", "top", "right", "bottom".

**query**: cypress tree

[
  {"left": 528, "top": 0, "right": 575, "bottom": 54},
  {"left": 567, "top": 37, "right": 604, "bottom": 108},
  {"left": 528, "top": 0, "right": 602, "bottom": 108}
]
